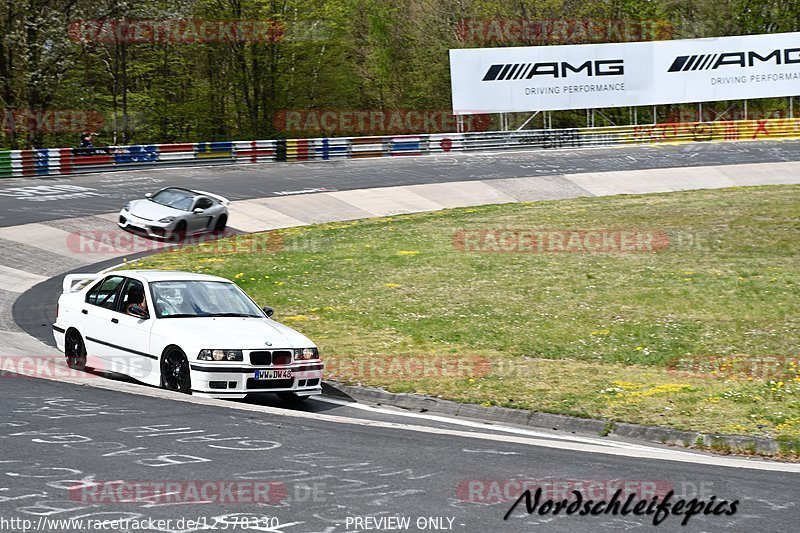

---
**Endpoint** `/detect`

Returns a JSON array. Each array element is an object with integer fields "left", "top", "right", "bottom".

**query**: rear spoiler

[
  {"left": 62, "top": 273, "right": 101, "bottom": 293},
  {"left": 194, "top": 190, "right": 230, "bottom": 206}
]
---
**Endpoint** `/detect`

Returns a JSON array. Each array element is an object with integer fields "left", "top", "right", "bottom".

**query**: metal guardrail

[{"left": 1, "top": 118, "right": 798, "bottom": 179}]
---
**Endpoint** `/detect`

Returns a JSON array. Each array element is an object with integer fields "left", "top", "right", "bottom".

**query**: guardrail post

[{"left": 276, "top": 139, "right": 287, "bottom": 162}]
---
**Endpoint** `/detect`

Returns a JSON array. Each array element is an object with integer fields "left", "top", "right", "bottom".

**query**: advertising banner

[{"left": 450, "top": 32, "right": 800, "bottom": 114}]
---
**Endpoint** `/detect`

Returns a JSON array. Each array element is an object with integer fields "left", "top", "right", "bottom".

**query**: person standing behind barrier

[{"left": 79, "top": 131, "right": 96, "bottom": 148}]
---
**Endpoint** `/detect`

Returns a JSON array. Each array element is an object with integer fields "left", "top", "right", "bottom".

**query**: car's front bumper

[
  {"left": 118, "top": 210, "right": 176, "bottom": 239},
  {"left": 188, "top": 362, "right": 324, "bottom": 399}
]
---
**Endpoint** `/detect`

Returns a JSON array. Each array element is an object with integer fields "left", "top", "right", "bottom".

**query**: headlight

[
  {"left": 293, "top": 348, "right": 319, "bottom": 361},
  {"left": 123, "top": 202, "right": 131, "bottom": 211},
  {"left": 198, "top": 349, "right": 243, "bottom": 361},
  {"left": 159, "top": 216, "right": 176, "bottom": 223}
]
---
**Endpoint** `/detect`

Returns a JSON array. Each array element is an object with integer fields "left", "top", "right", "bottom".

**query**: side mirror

[
  {"left": 193, "top": 207, "right": 205, "bottom": 214},
  {"left": 262, "top": 306, "right": 274, "bottom": 318},
  {"left": 129, "top": 305, "right": 149, "bottom": 319},
  {"left": 144, "top": 192, "right": 152, "bottom": 198}
]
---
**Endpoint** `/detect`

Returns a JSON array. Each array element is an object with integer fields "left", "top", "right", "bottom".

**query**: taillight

[{"left": 56, "top": 303, "right": 59, "bottom": 318}]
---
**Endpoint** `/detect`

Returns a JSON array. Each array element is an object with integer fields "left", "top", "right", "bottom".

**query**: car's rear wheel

[
  {"left": 278, "top": 392, "right": 309, "bottom": 404},
  {"left": 213, "top": 214, "right": 227, "bottom": 234},
  {"left": 64, "top": 329, "right": 87, "bottom": 371},
  {"left": 161, "top": 347, "right": 191, "bottom": 393}
]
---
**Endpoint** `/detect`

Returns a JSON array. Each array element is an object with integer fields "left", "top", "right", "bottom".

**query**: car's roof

[
  {"left": 157, "top": 186, "right": 198, "bottom": 197},
  {"left": 108, "top": 270, "right": 233, "bottom": 283}
]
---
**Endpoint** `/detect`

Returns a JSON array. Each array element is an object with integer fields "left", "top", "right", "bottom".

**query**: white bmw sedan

[{"left": 53, "top": 270, "right": 323, "bottom": 401}]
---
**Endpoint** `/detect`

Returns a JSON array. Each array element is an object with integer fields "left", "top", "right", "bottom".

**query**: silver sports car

[{"left": 118, "top": 187, "right": 229, "bottom": 240}]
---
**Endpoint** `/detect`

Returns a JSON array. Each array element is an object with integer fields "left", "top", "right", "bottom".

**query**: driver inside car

[{"left": 125, "top": 286, "right": 148, "bottom": 317}]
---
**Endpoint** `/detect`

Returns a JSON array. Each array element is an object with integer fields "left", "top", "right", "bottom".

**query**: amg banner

[{"left": 449, "top": 32, "right": 800, "bottom": 114}]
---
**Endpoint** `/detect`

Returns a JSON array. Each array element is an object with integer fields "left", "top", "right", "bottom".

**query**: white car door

[
  {"left": 112, "top": 277, "right": 158, "bottom": 381},
  {"left": 188, "top": 196, "right": 214, "bottom": 233},
  {"left": 81, "top": 275, "right": 126, "bottom": 368}
]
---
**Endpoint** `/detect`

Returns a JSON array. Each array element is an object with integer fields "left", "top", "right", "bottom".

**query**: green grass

[{"left": 126, "top": 184, "right": 800, "bottom": 447}]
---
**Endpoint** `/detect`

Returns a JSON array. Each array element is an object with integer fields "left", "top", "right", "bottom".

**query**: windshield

[
  {"left": 150, "top": 280, "right": 264, "bottom": 318},
  {"left": 149, "top": 188, "right": 194, "bottom": 211}
]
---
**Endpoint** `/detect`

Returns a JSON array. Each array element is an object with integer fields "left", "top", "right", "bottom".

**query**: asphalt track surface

[
  {"left": 1, "top": 376, "right": 798, "bottom": 533},
  {"left": 1, "top": 140, "right": 799, "bottom": 227},
  {"left": 2, "top": 141, "right": 800, "bottom": 532}
]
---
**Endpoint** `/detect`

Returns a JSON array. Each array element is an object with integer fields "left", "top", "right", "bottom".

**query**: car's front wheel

[
  {"left": 161, "top": 347, "right": 191, "bottom": 393},
  {"left": 64, "top": 329, "right": 87, "bottom": 371},
  {"left": 171, "top": 221, "right": 187, "bottom": 242}
]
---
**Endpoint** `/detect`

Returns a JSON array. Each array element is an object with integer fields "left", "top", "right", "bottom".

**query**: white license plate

[{"left": 254, "top": 369, "right": 293, "bottom": 380}]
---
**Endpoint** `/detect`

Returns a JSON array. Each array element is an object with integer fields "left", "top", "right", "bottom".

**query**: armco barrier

[
  {"left": 113, "top": 145, "right": 158, "bottom": 165},
  {"left": 233, "top": 140, "right": 276, "bottom": 163},
  {"left": 429, "top": 133, "right": 465, "bottom": 153},
  {"left": 389, "top": 136, "right": 424, "bottom": 156},
  {"left": 285, "top": 139, "right": 313, "bottom": 161},
  {"left": 0, "top": 150, "right": 11, "bottom": 175},
  {"left": 351, "top": 136, "right": 385, "bottom": 158},
  {"left": 195, "top": 141, "right": 234, "bottom": 160},
  {"left": 157, "top": 143, "right": 196, "bottom": 166},
  {"left": 318, "top": 138, "right": 349, "bottom": 160},
  {"left": 1, "top": 118, "right": 798, "bottom": 179}
]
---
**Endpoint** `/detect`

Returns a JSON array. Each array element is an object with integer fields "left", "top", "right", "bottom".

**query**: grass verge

[{"left": 125, "top": 184, "right": 800, "bottom": 451}]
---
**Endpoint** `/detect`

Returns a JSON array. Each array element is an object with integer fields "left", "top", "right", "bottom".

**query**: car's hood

[
  {"left": 128, "top": 199, "right": 185, "bottom": 221},
  {"left": 152, "top": 317, "right": 315, "bottom": 350}
]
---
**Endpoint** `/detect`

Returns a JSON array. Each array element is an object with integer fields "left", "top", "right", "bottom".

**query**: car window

[
  {"left": 150, "top": 280, "right": 263, "bottom": 318},
  {"left": 119, "top": 278, "right": 147, "bottom": 315},
  {"left": 149, "top": 188, "right": 194, "bottom": 211},
  {"left": 195, "top": 197, "right": 213, "bottom": 210},
  {"left": 86, "top": 276, "right": 125, "bottom": 309}
]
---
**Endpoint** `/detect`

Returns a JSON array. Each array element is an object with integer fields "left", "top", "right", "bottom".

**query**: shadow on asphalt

[{"left": 47, "top": 360, "right": 350, "bottom": 415}]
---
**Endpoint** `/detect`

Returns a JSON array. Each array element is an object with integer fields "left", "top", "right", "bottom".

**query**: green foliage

[{"left": 0, "top": 0, "right": 796, "bottom": 148}]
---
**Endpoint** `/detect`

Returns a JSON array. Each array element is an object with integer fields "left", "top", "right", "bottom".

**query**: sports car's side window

[
  {"left": 195, "top": 197, "right": 213, "bottom": 210},
  {"left": 86, "top": 276, "right": 125, "bottom": 310}
]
